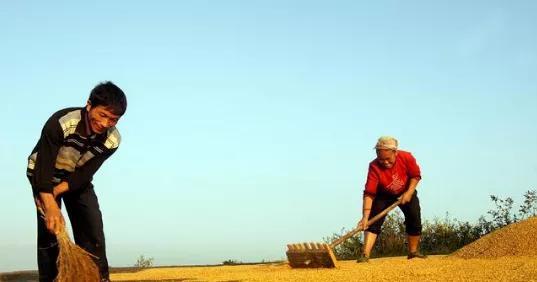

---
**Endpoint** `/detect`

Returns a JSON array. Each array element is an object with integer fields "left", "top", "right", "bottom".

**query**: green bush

[
  {"left": 373, "top": 211, "right": 406, "bottom": 257},
  {"left": 222, "top": 259, "right": 242, "bottom": 265},
  {"left": 324, "top": 227, "right": 362, "bottom": 260},
  {"left": 134, "top": 255, "right": 154, "bottom": 268}
]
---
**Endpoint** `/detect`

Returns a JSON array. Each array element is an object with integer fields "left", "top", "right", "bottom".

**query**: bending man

[{"left": 27, "top": 81, "right": 127, "bottom": 281}]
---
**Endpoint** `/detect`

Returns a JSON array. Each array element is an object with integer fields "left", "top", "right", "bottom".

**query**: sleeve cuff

[{"left": 37, "top": 185, "right": 54, "bottom": 194}]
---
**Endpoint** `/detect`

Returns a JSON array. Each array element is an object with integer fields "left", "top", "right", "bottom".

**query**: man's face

[
  {"left": 376, "top": 149, "right": 397, "bottom": 169},
  {"left": 86, "top": 104, "right": 121, "bottom": 134}
]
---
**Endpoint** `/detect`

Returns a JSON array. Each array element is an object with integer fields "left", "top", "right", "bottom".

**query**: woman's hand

[
  {"left": 400, "top": 191, "right": 413, "bottom": 205},
  {"left": 357, "top": 217, "right": 369, "bottom": 230}
]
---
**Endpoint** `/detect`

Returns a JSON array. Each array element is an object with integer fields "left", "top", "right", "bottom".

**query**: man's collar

[
  {"left": 76, "top": 107, "right": 105, "bottom": 139},
  {"left": 74, "top": 108, "right": 86, "bottom": 136}
]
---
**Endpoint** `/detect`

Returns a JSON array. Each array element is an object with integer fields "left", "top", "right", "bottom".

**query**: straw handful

[
  {"left": 54, "top": 227, "right": 100, "bottom": 282},
  {"left": 38, "top": 207, "right": 100, "bottom": 282}
]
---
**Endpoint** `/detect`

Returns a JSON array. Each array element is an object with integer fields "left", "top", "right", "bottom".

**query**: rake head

[
  {"left": 286, "top": 242, "right": 338, "bottom": 268},
  {"left": 285, "top": 199, "right": 402, "bottom": 269}
]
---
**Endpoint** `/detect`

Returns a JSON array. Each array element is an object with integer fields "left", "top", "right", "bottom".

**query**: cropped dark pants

[
  {"left": 366, "top": 190, "right": 422, "bottom": 236},
  {"left": 33, "top": 185, "right": 109, "bottom": 282}
]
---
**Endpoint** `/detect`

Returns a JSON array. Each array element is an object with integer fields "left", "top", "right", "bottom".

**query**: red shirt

[{"left": 364, "top": 150, "right": 421, "bottom": 197}]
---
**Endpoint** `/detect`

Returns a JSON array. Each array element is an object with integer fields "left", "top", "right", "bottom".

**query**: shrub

[
  {"left": 324, "top": 227, "right": 363, "bottom": 260},
  {"left": 519, "top": 190, "right": 537, "bottom": 219},
  {"left": 134, "top": 255, "right": 154, "bottom": 268},
  {"left": 222, "top": 259, "right": 241, "bottom": 265}
]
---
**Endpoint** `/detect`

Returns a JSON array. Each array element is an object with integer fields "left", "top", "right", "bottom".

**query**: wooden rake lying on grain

[
  {"left": 286, "top": 198, "right": 401, "bottom": 268},
  {"left": 38, "top": 207, "right": 100, "bottom": 282}
]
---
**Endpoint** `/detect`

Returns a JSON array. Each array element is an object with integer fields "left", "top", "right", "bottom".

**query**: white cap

[{"left": 374, "top": 136, "right": 398, "bottom": 150}]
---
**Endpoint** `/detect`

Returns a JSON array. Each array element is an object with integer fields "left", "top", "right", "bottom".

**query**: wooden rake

[{"left": 286, "top": 198, "right": 401, "bottom": 268}]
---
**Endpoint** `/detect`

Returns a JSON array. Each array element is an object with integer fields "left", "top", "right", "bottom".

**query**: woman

[{"left": 357, "top": 136, "right": 427, "bottom": 262}]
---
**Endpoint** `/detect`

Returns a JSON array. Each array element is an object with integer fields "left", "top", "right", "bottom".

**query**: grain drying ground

[
  {"left": 3, "top": 217, "right": 536, "bottom": 281},
  {"left": 111, "top": 256, "right": 537, "bottom": 282},
  {"left": 113, "top": 217, "right": 537, "bottom": 282}
]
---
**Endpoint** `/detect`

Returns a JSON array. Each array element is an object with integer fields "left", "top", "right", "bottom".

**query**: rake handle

[{"left": 329, "top": 198, "right": 401, "bottom": 248}]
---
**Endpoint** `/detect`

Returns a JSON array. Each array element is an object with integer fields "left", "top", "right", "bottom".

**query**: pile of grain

[{"left": 452, "top": 216, "right": 537, "bottom": 259}]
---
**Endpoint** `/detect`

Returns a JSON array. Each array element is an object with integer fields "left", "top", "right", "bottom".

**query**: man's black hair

[{"left": 88, "top": 81, "right": 127, "bottom": 116}]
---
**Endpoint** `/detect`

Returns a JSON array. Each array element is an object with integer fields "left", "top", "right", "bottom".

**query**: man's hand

[
  {"left": 400, "top": 191, "right": 413, "bottom": 205},
  {"left": 38, "top": 192, "right": 65, "bottom": 235},
  {"left": 53, "top": 181, "right": 69, "bottom": 198},
  {"left": 44, "top": 205, "right": 64, "bottom": 235}
]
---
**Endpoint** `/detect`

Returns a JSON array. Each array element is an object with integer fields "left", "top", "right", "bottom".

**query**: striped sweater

[{"left": 27, "top": 107, "right": 121, "bottom": 194}]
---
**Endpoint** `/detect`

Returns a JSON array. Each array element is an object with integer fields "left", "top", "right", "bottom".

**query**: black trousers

[
  {"left": 34, "top": 185, "right": 109, "bottom": 282},
  {"left": 365, "top": 190, "right": 422, "bottom": 236}
]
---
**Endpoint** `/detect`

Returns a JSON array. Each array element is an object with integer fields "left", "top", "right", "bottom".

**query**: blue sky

[{"left": 1, "top": 0, "right": 536, "bottom": 272}]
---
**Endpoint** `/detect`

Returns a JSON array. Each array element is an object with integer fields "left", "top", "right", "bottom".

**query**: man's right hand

[{"left": 38, "top": 192, "right": 65, "bottom": 235}]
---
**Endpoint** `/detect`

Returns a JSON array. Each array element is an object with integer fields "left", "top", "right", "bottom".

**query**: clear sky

[{"left": 1, "top": 0, "right": 536, "bottom": 273}]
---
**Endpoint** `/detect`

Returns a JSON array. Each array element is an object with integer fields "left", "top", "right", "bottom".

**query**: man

[
  {"left": 356, "top": 136, "right": 426, "bottom": 262},
  {"left": 26, "top": 81, "right": 127, "bottom": 281}
]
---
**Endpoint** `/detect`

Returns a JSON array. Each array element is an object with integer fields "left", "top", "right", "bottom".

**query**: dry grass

[{"left": 54, "top": 228, "right": 100, "bottom": 282}]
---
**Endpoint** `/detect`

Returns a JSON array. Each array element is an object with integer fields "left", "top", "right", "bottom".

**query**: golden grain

[
  {"left": 453, "top": 216, "right": 537, "bottom": 259},
  {"left": 110, "top": 217, "right": 537, "bottom": 281},
  {"left": 110, "top": 256, "right": 537, "bottom": 282}
]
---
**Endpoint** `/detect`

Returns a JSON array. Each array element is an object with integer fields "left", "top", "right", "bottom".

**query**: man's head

[
  {"left": 374, "top": 136, "right": 398, "bottom": 169},
  {"left": 85, "top": 81, "right": 127, "bottom": 134}
]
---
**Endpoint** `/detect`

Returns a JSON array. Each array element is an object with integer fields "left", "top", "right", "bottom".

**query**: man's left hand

[{"left": 53, "top": 181, "right": 69, "bottom": 198}]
